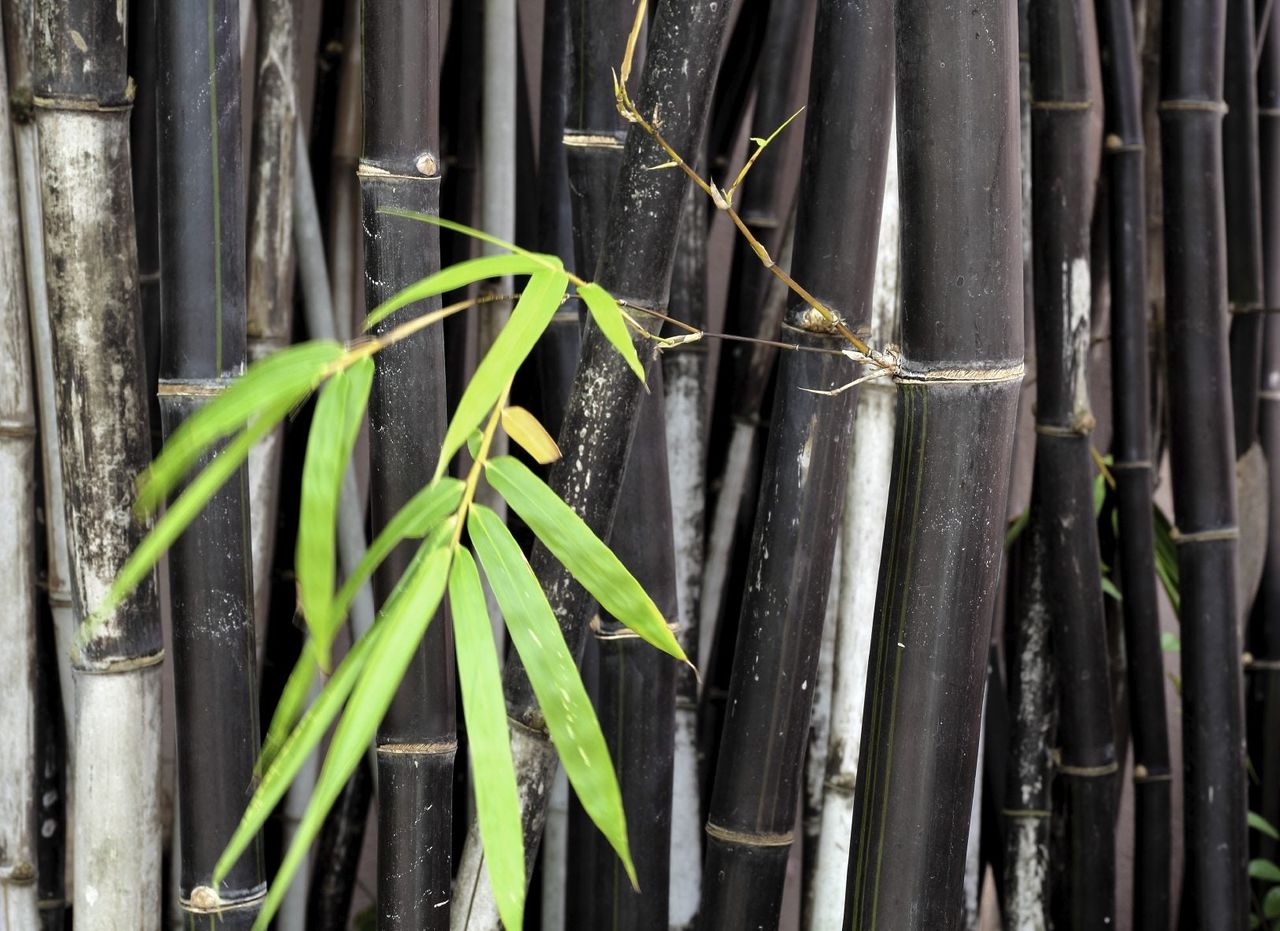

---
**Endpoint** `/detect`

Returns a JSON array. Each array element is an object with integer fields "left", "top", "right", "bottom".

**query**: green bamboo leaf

[
  {"left": 331, "top": 477, "right": 464, "bottom": 625},
  {"left": 251, "top": 543, "right": 453, "bottom": 930},
  {"left": 449, "top": 548, "right": 525, "bottom": 931},
  {"left": 1264, "top": 885, "right": 1280, "bottom": 919},
  {"left": 1153, "top": 504, "right": 1181, "bottom": 614},
  {"left": 297, "top": 358, "right": 375, "bottom": 669},
  {"left": 467, "top": 504, "right": 636, "bottom": 888},
  {"left": 215, "top": 621, "right": 385, "bottom": 886},
  {"left": 363, "top": 253, "right": 557, "bottom": 331},
  {"left": 1251, "top": 859, "right": 1280, "bottom": 883},
  {"left": 377, "top": 208, "right": 561, "bottom": 266},
  {"left": 485, "top": 456, "right": 685, "bottom": 661},
  {"left": 577, "top": 282, "right": 645, "bottom": 381},
  {"left": 87, "top": 389, "right": 301, "bottom": 640},
  {"left": 1100, "top": 574, "right": 1122, "bottom": 602},
  {"left": 1251, "top": 811, "right": 1280, "bottom": 841},
  {"left": 437, "top": 270, "right": 568, "bottom": 476},
  {"left": 138, "top": 341, "right": 344, "bottom": 513}
]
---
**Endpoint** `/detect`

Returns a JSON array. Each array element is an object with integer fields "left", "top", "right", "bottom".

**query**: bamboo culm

[
  {"left": 0, "top": 13, "right": 37, "bottom": 924},
  {"left": 1250, "top": 0, "right": 1280, "bottom": 872},
  {"left": 808, "top": 127, "right": 900, "bottom": 931},
  {"left": 245, "top": 0, "right": 302, "bottom": 650},
  {"left": 155, "top": 0, "right": 264, "bottom": 922},
  {"left": 359, "top": 1, "right": 454, "bottom": 926},
  {"left": 32, "top": 0, "right": 167, "bottom": 924},
  {"left": 1026, "top": 0, "right": 1118, "bottom": 924},
  {"left": 665, "top": 177, "right": 711, "bottom": 931},
  {"left": 1097, "top": 0, "right": 1173, "bottom": 921},
  {"left": 451, "top": 4, "right": 733, "bottom": 927},
  {"left": 843, "top": 0, "right": 1024, "bottom": 922},
  {"left": 1159, "top": 0, "right": 1249, "bottom": 923},
  {"left": 701, "top": 0, "right": 894, "bottom": 925},
  {"left": 1222, "top": 0, "right": 1265, "bottom": 458}
]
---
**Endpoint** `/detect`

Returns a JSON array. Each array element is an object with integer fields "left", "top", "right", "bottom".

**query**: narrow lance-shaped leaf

[
  {"left": 436, "top": 270, "right": 569, "bottom": 476},
  {"left": 577, "top": 281, "right": 645, "bottom": 381},
  {"left": 297, "top": 357, "right": 375, "bottom": 668},
  {"left": 449, "top": 547, "right": 525, "bottom": 930},
  {"left": 137, "top": 340, "right": 344, "bottom": 513},
  {"left": 88, "top": 387, "right": 305, "bottom": 636},
  {"left": 484, "top": 455, "right": 685, "bottom": 660},
  {"left": 250, "top": 543, "right": 454, "bottom": 930},
  {"left": 378, "top": 207, "right": 563, "bottom": 264},
  {"left": 501, "top": 405, "right": 561, "bottom": 464},
  {"left": 258, "top": 639, "right": 321, "bottom": 776},
  {"left": 467, "top": 503, "right": 637, "bottom": 887},
  {"left": 330, "top": 476, "right": 464, "bottom": 624},
  {"left": 363, "top": 253, "right": 557, "bottom": 330},
  {"left": 216, "top": 623, "right": 386, "bottom": 882}
]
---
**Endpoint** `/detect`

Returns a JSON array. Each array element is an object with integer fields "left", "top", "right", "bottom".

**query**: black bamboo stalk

[
  {"left": 1026, "top": 0, "right": 1118, "bottom": 925},
  {"left": 245, "top": 0, "right": 302, "bottom": 641},
  {"left": 0, "top": 13, "right": 37, "bottom": 918},
  {"left": 361, "top": 1, "right": 453, "bottom": 926},
  {"left": 843, "top": 0, "right": 1024, "bottom": 923},
  {"left": 306, "top": 756, "right": 374, "bottom": 931},
  {"left": 451, "top": 3, "right": 734, "bottom": 926},
  {"left": 32, "top": 0, "right": 167, "bottom": 924},
  {"left": 701, "top": 0, "right": 810, "bottom": 652},
  {"left": 155, "top": 0, "right": 264, "bottom": 923},
  {"left": 567, "top": 388, "right": 679, "bottom": 931},
  {"left": 1158, "top": 0, "right": 1249, "bottom": 922},
  {"left": 706, "top": 1, "right": 772, "bottom": 192},
  {"left": 128, "top": 0, "right": 161, "bottom": 452},
  {"left": 1097, "top": 0, "right": 1173, "bottom": 922},
  {"left": 1250, "top": 0, "right": 1280, "bottom": 871},
  {"left": 327, "top": 0, "right": 362, "bottom": 340},
  {"left": 561, "top": 6, "right": 680, "bottom": 926},
  {"left": 700, "top": 1, "right": 893, "bottom": 926},
  {"left": 34, "top": 595, "right": 66, "bottom": 931},
  {"left": 665, "top": 175, "right": 711, "bottom": 931},
  {"left": 1223, "top": 0, "right": 1265, "bottom": 458}
]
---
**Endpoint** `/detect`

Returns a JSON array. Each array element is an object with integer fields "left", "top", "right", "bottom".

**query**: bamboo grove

[{"left": 3, "top": 0, "right": 1280, "bottom": 928}]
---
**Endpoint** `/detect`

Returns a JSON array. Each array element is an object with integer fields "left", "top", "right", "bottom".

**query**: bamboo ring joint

[
  {"left": 1000, "top": 808, "right": 1050, "bottom": 819},
  {"left": 182, "top": 883, "right": 267, "bottom": 914},
  {"left": 1057, "top": 761, "right": 1120, "bottom": 777},
  {"left": 1158, "top": 99, "right": 1229, "bottom": 114},
  {"left": 1168, "top": 526, "right": 1239, "bottom": 545},
  {"left": 1031, "top": 99, "right": 1092, "bottom": 111},
  {"left": 562, "top": 130, "right": 626, "bottom": 150},
  {"left": 893, "top": 362, "right": 1024, "bottom": 386},
  {"left": 704, "top": 821, "right": 793, "bottom": 847}
]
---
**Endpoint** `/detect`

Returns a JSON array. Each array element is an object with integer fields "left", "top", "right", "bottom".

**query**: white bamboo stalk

[
  {"left": 801, "top": 544, "right": 841, "bottom": 926},
  {"left": 539, "top": 768, "right": 570, "bottom": 931},
  {"left": 0, "top": 19, "right": 39, "bottom": 924},
  {"left": 807, "top": 125, "right": 900, "bottom": 931}
]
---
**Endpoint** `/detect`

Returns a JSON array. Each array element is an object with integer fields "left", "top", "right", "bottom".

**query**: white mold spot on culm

[{"left": 1066, "top": 256, "right": 1092, "bottom": 417}]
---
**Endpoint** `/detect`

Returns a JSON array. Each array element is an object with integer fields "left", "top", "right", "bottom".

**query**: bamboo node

[
  {"left": 1057, "top": 760, "right": 1120, "bottom": 777},
  {"left": 1228, "top": 300, "right": 1265, "bottom": 315},
  {"left": 1245, "top": 657, "right": 1280, "bottom": 672},
  {"left": 1157, "top": 99, "right": 1228, "bottom": 114},
  {"left": 1260, "top": 107, "right": 1280, "bottom": 117},
  {"left": 0, "top": 860, "right": 35, "bottom": 883},
  {"left": 893, "top": 362, "right": 1025, "bottom": 386},
  {"left": 0, "top": 419, "right": 36, "bottom": 438},
  {"left": 1133, "top": 766, "right": 1173, "bottom": 783},
  {"left": 1111, "top": 459, "right": 1153, "bottom": 471},
  {"left": 1030, "top": 99, "right": 1092, "bottom": 111},
  {"left": 1168, "top": 525, "right": 1239, "bottom": 545},
  {"left": 562, "top": 130, "right": 626, "bottom": 150},
  {"left": 415, "top": 153, "right": 438, "bottom": 176},
  {"left": 31, "top": 93, "right": 133, "bottom": 113},
  {"left": 590, "top": 614, "right": 680, "bottom": 640},
  {"left": 1104, "top": 134, "right": 1144, "bottom": 153},
  {"left": 704, "top": 821, "right": 793, "bottom": 847},
  {"left": 182, "top": 884, "right": 267, "bottom": 914},
  {"left": 1035, "top": 420, "right": 1092, "bottom": 437},
  {"left": 157, "top": 379, "right": 228, "bottom": 398},
  {"left": 1000, "top": 808, "right": 1051, "bottom": 819},
  {"left": 377, "top": 740, "right": 459, "bottom": 755}
]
